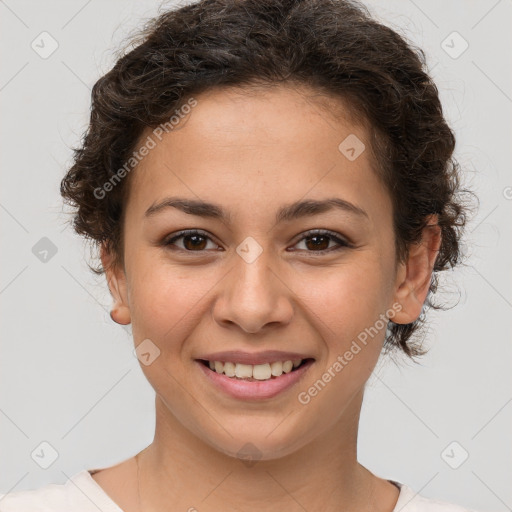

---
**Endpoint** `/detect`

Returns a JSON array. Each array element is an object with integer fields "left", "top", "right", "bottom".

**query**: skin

[{"left": 96, "top": 83, "right": 441, "bottom": 512}]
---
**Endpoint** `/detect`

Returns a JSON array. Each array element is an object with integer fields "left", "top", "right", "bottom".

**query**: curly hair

[{"left": 60, "top": 0, "right": 475, "bottom": 361}]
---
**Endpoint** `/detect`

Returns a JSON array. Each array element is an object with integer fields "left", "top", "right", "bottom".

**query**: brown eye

[
  {"left": 292, "top": 229, "right": 350, "bottom": 253},
  {"left": 304, "top": 234, "right": 330, "bottom": 251},
  {"left": 163, "top": 229, "right": 350, "bottom": 255},
  {"left": 163, "top": 230, "right": 219, "bottom": 252},
  {"left": 181, "top": 234, "right": 208, "bottom": 250}
]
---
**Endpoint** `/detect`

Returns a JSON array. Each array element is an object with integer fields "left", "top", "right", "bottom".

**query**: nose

[{"left": 211, "top": 246, "right": 294, "bottom": 334}]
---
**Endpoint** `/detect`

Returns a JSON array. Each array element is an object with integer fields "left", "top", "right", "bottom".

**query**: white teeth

[
  {"left": 252, "top": 363, "right": 271, "bottom": 380},
  {"left": 282, "top": 360, "right": 293, "bottom": 373},
  {"left": 207, "top": 359, "right": 305, "bottom": 380},
  {"left": 234, "top": 363, "right": 252, "bottom": 378},
  {"left": 270, "top": 361, "right": 283, "bottom": 376},
  {"left": 223, "top": 361, "right": 236, "bottom": 377}
]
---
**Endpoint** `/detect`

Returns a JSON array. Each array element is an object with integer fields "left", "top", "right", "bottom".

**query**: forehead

[{"left": 124, "top": 84, "right": 389, "bottom": 226}]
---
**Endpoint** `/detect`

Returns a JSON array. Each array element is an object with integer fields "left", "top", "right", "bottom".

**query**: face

[{"left": 102, "top": 84, "right": 439, "bottom": 461}]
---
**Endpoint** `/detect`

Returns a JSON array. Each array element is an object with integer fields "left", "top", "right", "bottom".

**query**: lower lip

[{"left": 196, "top": 359, "right": 314, "bottom": 400}]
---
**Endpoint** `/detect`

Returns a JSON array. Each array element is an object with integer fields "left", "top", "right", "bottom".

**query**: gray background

[{"left": 0, "top": 1, "right": 511, "bottom": 510}]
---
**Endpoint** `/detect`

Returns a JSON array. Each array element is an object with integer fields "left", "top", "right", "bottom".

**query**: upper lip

[{"left": 196, "top": 350, "right": 315, "bottom": 366}]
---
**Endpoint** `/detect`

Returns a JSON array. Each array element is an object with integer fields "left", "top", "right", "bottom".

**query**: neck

[{"left": 136, "top": 389, "right": 380, "bottom": 512}]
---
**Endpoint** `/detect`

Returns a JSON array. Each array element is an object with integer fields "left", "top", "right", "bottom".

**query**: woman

[{"left": 0, "top": 0, "right": 477, "bottom": 510}]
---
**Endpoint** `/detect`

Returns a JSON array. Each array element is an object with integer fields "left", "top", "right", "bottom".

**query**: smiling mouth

[{"left": 197, "top": 358, "right": 314, "bottom": 381}]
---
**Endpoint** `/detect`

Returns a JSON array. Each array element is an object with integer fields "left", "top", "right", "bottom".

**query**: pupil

[
  {"left": 185, "top": 235, "right": 206, "bottom": 250},
  {"left": 306, "top": 235, "right": 328, "bottom": 251}
]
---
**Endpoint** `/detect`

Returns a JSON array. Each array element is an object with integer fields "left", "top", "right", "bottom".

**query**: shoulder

[
  {"left": 393, "top": 481, "right": 480, "bottom": 512},
  {"left": 0, "top": 470, "right": 123, "bottom": 512}
]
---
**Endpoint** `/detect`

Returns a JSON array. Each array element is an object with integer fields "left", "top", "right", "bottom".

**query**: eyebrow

[{"left": 144, "top": 196, "right": 369, "bottom": 223}]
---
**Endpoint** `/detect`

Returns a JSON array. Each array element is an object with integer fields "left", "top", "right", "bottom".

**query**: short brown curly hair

[{"left": 60, "top": 0, "right": 475, "bottom": 360}]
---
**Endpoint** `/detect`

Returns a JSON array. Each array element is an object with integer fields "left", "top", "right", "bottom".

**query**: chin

[{"left": 201, "top": 423, "right": 312, "bottom": 464}]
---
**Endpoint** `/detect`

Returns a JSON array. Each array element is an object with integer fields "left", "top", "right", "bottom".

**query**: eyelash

[{"left": 162, "top": 229, "right": 351, "bottom": 255}]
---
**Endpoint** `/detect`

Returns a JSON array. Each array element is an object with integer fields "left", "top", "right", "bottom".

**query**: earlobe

[
  {"left": 390, "top": 215, "right": 442, "bottom": 325},
  {"left": 100, "top": 243, "right": 132, "bottom": 325}
]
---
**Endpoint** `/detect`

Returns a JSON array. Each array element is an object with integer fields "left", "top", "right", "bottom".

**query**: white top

[{"left": 0, "top": 469, "right": 478, "bottom": 512}]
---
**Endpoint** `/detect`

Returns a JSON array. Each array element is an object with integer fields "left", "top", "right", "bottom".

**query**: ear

[
  {"left": 101, "top": 242, "right": 131, "bottom": 325},
  {"left": 390, "top": 214, "right": 442, "bottom": 325}
]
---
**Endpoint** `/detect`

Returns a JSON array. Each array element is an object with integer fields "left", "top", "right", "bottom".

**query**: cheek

[
  {"left": 127, "top": 258, "right": 220, "bottom": 352},
  {"left": 293, "top": 268, "right": 388, "bottom": 421},
  {"left": 127, "top": 237, "right": 393, "bottom": 350},
  {"left": 298, "top": 260, "right": 390, "bottom": 335}
]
